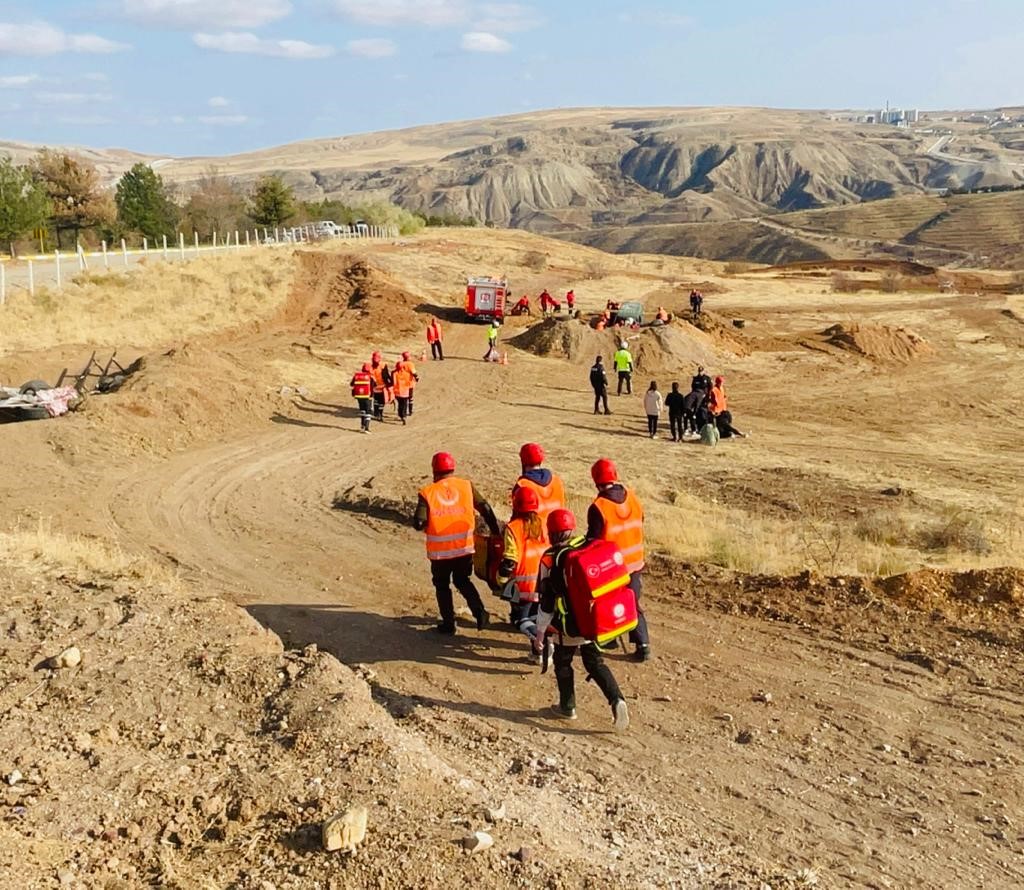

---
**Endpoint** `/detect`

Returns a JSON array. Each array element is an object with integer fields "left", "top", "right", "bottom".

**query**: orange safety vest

[
  {"left": 593, "top": 488, "right": 645, "bottom": 574},
  {"left": 350, "top": 371, "right": 371, "bottom": 399},
  {"left": 505, "top": 517, "right": 548, "bottom": 602},
  {"left": 427, "top": 322, "right": 442, "bottom": 343},
  {"left": 709, "top": 385, "right": 727, "bottom": 416},
  {"left": 393, "top": 361, "right": 415, "bottom": 397},
  {"left": 420, "top": 477, "right": 476, "bottom": 561},
  {"left": 515, "top": 474, "right": 566, "bottom": 522}
]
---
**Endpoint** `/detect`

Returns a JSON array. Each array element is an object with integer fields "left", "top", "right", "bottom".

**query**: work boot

[
  {"left": 476, "top": 610, "right": 491, "bottom": 631},
  {"left": 548, "top": 704, "right": 577, "bottom": 721},
  {"left": 633, "top": 645, "right": 651, "bottom": 663},
  {"left": 434, "top": 622, "right": 456, "bottom": 636},
  {"left": 612, "top": 698, "right": 630, "bottom": 732}
]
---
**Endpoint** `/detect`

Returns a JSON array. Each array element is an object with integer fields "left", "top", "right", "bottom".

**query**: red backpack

[{"left": 560, "top": 540, "right": 638, "bottom": 645}]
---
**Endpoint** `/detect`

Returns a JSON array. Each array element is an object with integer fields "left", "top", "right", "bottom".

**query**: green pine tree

[
  {"left": 115, "top": 163, "right": 178, "bottom": 240},
  {"left": 0, "top": 157, "right": 51, "bottom": 257},
  {"left": 248, "top": 175, "right": 295, "bottom": 228}
]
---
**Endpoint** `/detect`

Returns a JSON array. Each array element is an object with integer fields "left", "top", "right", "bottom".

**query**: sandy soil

[{"left": 2, "top": 229, "right": 1023, "bottom": 888}]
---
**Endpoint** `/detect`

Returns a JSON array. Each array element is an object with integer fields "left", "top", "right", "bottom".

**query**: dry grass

[
  {"left": 0, "top": 251, "right": 295, "bottom": 357},
  {"left": 0, "top": 519, "right": 172, "bottom": 583}
]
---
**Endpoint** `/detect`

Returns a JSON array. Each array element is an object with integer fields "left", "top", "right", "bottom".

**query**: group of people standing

[{"left": 413, "top": 444, "right": 651, "bottom": 730}]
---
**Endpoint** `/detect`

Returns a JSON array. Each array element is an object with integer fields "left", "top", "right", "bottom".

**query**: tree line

[{"left": 0, "top": 152, "right": 476, "bottom": 258}]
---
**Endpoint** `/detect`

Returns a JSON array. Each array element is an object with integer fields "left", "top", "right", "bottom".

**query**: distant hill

[{"left": 4, "top": 106, "right": 1023, "bottom": 265}]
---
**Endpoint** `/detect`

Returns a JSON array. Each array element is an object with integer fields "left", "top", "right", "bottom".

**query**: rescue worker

[
  {"left": 413, "top": 452, "right": 500, "bottom": 635},
  {"left": 511, "top": 442, "right": 566, "bottom": 525},
  {"left": 426, "top": 317, "right": 444, "bottom": 361},
  {"left": 708, "top": 375, "right": 728, "bottom": 417},
  {"left": 654, "top": 306, "right": 670, "bottom": 325},
  {"left": 534, "top": 508, "right": 630, "bottom": 730},
  {"left": 565, "top": 290, "right": 576, "bottom": 313},
  {"left": 368, "top": 351, "right": 393, "bottom": 422},
  {"left": 613, "top": 341, "right": 634, "bottom": 395},
  {"left": 495, "top": 486, "right": 548, "bottom": 660},
  {"left": 392, "top": 351, "right": 419, "bottom": 425},
  {"left": 539, "top": 289, "right": 554, "bottom": 314},
  {"left": 589, "top": 355, "right": 611, "bottom": 415},
  {"left": 350, "top": 362, "right": 373, "bottom": 434},
  {"left": 512, "top": 294, "right": 531, "bottom": 316},
  {"left": 484, "top": 319, "right": 501, "bottom": 361},
  {"left": 587, "top": 459, "right": 651, "bottom": 662}
]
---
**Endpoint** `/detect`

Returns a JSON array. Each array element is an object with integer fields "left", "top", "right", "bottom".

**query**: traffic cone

[{"left": 500, "top": 351, "right": 508, "bottom": 365}]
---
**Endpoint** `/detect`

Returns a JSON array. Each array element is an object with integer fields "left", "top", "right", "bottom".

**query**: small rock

[
  {"left": 877, "top": 743, "right": 893, "bottom": 754},
  {"left": 6, "top": 770, "right": 23, "bottom": 786},
  {"left": 236, "top": 798, "right": 255, "bottom": 823},
  {"left": 539, "top": 755, "right": 558, "bottom": 769},
  {"left": 284, "top": 662, "right": 301, "bottom": 680},
  {"left": 483, "top": 803, "right": 506, "bottom": 823},
  {"left": 735, "top": 729, "right": 755, "bottom": 745},
  {"left": 653, "top": 695, "right": 673, "bottom": 703},
  {"left": 462, "top": 831, "right": 494, "bottom": 854},
  {"left": 322, "top": 805, "right": 368, "bottom": 854},
  {"left": 716, "top": 713, "right": 734, "bottom": 722},
  {"left": 610, "top": 831, "right": 625, "bottom": 847},
  {"left": 513, "top": 846, "right": 532, "bottom": 864},
  {"left": 101, "top": 828, "right": 118, "bottom": 843},
  {"left": 49, "top": 647, "right": 82, "bottom": 670},
  {"left": 202, "top": 795, "right": 225, "bottom": 818},
  {"left": 753, "top": 691, "right": 773, "bottom": 704},
  {"left": 57, "top": 868, "right": 75, "bottom": 885},
  {"left": 73, "top": 733, "right": 93, "bottom": 755}
]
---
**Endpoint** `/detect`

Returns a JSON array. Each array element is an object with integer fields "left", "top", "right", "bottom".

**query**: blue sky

[{"left": 0, "top": 0, "right": 1020, "bottom": 157}]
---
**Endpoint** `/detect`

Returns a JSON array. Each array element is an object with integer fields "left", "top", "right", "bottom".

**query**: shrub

[
  {"left": 854, "top": 511, "right": 911, "bottom": 546},
  {"left": 523, "top": 250, "right": 547, "bottom": 272},
  {"left": 584, "top": 258, "right": 608, "bottom": 279},
  {"left": 724, "top": 261, "right": 753, "bottom": 275},
  {"left": 916, "top": 511, "right": 991, "bottom": 555}
]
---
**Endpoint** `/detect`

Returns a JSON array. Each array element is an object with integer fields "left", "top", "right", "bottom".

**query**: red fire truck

[{"left": 465, "top": 276, "right": 509, "bottom": 321}]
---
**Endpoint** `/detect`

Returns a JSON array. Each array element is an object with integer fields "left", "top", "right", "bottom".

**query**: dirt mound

[
  {"left": 289, "top": 252, "right": 426, "bottom": 342},
  {"left": 509, "top": 317, "right": 727, "bottom": 370},
  {"left": 878, "top": 567, "right": 1024, "bottom": 611},
  {"left": 823, "top": 323, "right": 930, "bottom": 362},
  {"left": 687, "top": 309, "right": 751, "bottom": 356}
]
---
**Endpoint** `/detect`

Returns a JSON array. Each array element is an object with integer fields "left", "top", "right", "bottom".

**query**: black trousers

[
  {"left": 372, "top": 392, "right": 386, "bottom": 420},
  {"left": 430, "top": 555, "right": 485, "bottom": 628},
  {"left": 408, "top": 389, "right": 414, "bottom": 415},
  {"left": 430, "top": 341, "right": 444, "bottom": 360},
  {"left": 628, "top": 572, "right": 650, "bottom": 648},
  {"left": 669, "top": 412, "right": 684, "bottom": 440},
  {"left": 553, "top": 643, "right": 622, "bottom": 711},
  {"left": 617, "top": 371, "right": 632, "bottom": 395},
  {"left": 682, "top": 410, "right": 698, "bottom": 435},
  {"left": 593, "top": 387, "right": 610, "bottom": 414},
  {"left": 646, "top": 414, "right": 659, "bottom": 436},
  {"left": 356, "top": 398, "right": 371, "bottom": 431},
  {"left": 396, "top": 396, "right": 410, "bottom": 420}
]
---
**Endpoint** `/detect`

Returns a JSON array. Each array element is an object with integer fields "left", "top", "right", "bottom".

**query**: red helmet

[
  {"left": 714, "top": 375, "right": 724, "bottom": 385},
  {"left": 431, "top": 452, "right": 456, "bottom": 474},
  {"left": 402, "top": 351, "right": 411, "bottom": 360},
  {"left": 512, "top": 486, "right": 540, "bottom": 514},
  {"left": 591, "top": 458, "right": 618, "bottom": 485},
  {"left": 361, "top": 362, "right": 371, "bottom": 372},
  {"left": 519, "top": 442, "right": 544, "bottom": 467},
  {"left": 372, "top": 351, "right": 382, "bottom": 363},
  {"left": 547, "top": 508, "right": 576, "bottom": 536}
]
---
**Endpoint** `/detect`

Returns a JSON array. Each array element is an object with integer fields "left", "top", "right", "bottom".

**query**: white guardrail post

[
  {"left": 1, "top": 262, "right": 5, "bottom": 306},
  {"left": 55, "top": 249, "right": 61, "bottom": 289},
  {"left": 27, "top": 259, "right": 34, "bottom": 297},
  {"left": 162, "top": 235, "right": 168, "bottom": 260},
  {"left": 122, "top": 239, "right": 128, "bottom": 267},
  {"left": 102, "top": 240, "right": 109, "bottom": 269},
  {"left": 194, "top": 231, "right": 199, "bottom": 257},
  {"left": 179, "top": 232, "right": 185, "bottom": 260}
]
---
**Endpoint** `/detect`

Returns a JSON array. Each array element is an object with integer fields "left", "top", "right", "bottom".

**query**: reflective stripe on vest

[
  {"left": 508, "top": 517, "right": 548, "bottom": 602},
  {"left": 420, "top": 477, "right": 475, "bottom": 560},
  {"left": 351, "top": 372, "right": 371, "bottom": 398},
  {"left": 516, "top": 475, "right": 566, "bottom": 521},
  {"left": 594, "top": 489, "right": 645, "bottom": 573}
]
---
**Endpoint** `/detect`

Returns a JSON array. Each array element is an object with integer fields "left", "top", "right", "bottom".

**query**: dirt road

[{"left": 3, "top": 233, "right": 1023, "bottom": 887}]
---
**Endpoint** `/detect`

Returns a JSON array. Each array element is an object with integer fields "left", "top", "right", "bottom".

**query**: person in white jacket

[{"left": 643, "top": 380, "right": 663, "bottom": 438}]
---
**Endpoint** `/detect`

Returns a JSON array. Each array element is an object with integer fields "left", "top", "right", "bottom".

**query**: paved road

[{"left": 926, "top": 135, "right": 1024, "bottom": 170}]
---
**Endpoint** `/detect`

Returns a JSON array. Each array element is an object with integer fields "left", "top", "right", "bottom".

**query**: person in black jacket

[
  {"left": 691, "top": 365, "right": 712, "bottom": 394},
  {"left": 664, "top": 381, "right": 686, "bottom": 441},
  {"left": 589, "top": 355, "right": 611, "bottom": 415},
  {"left": 681, "top": 386, "right": 706, "bottom": 437}
]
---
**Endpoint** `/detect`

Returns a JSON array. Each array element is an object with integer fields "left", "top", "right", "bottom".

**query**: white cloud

[
  {"left": 171, "top": 115, "right": 186, "bottom": 124},
  {"left": 346, "top": 38, "right": 397, "bottom": 58},
  {"left": 34, "top": 91, "right": 114, "bottom": 104},
  {"left": 0, "top": 21, "right": 129, "bottom": 55},
  {"left": 0, "top": 73, "right": 41, "bottom": 88},
  {"left": 331, "top": 0, "right": 468, "bottom": 27},
  {"left": 82, "top": 72, "right": 110, "bottom": 82},
  {"left": 120, "top": 0, "right": 292, "bottom": 29},
  {"left": 198, "top": 114, "right": 250, "bottom": 125},
  {"left": 208, "top": 95, "right": 230, "bottom": 107},
  {"left": 473, "top": 3, "right": 542, "bottom": 33},
  {"left": 193, "top": 31, "right": 334, "bottom": 58},
  {"left": 461, "top": 31, "right": 511, "bottom": 52}
]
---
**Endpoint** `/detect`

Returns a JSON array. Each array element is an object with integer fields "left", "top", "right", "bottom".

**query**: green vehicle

[{"left": 613, "top": 300, "right": 644, "bottom": 326}]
